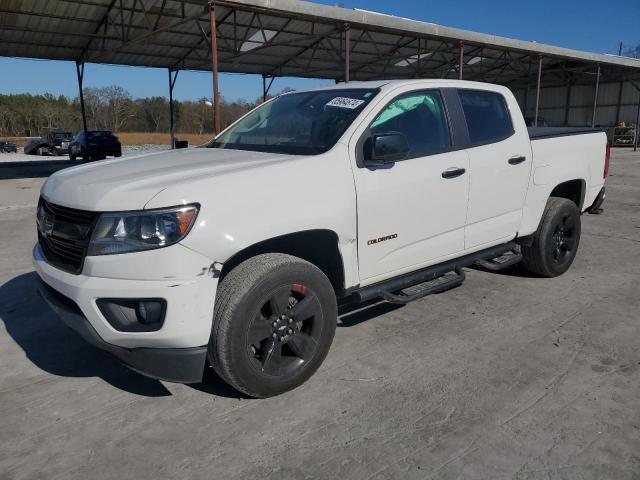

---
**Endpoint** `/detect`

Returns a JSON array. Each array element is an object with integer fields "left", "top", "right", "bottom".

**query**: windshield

[{"left": 209, "top": 88, "right": 379, "bottom": 155}]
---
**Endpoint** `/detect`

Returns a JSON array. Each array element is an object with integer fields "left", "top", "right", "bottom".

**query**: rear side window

[
  {"left": 369, "top": 90, "right": 451, "bottom": 158},
  {"left": 459, "top": 90, "right": 513, "bottom": 145}
]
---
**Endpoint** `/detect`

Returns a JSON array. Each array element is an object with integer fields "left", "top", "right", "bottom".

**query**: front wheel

[
  {"left": 521, "top": 197, "right": 581, "bottom": 277},
  {"left": 209, "top": 253, "right": 337, "bottom": 398}
]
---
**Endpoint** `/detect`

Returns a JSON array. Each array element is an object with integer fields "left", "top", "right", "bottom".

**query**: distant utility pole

[{"left": 619, "top": 42, "right": 623, "bottom": 56}]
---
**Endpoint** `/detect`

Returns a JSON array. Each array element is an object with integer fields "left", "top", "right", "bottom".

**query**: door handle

[
  {"left": 441, "top": 167, "right": 466, "bottom": 179},
  {"left": 508, "top": 155, "right": 526, "bottom": 165}
]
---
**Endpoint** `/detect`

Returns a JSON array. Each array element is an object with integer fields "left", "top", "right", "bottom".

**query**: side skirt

[{"left": 345, "top": 241, "right": 518, "bottom": 305}]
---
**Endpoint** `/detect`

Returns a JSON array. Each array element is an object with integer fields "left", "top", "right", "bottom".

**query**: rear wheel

[
  {"left": 521, "top": 197, "right": 581, "bottom": 277},
  {"left": 209, "top": 253, "right": 337, "bottom": 398}
]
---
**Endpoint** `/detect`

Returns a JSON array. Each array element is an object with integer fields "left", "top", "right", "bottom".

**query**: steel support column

[
  {"left": 75, "top": 61, "right": 88, "bottom": 135},
  {"left": 209, "top": 0, "right": 221, "bottom": 134},
  {"left": 415, "top": 37, "right": 421, "bottom": 78},
  {"left": 262, "top": 75, "right": 275, "bottom": 102},
  {"left": 534, "top": 55, "right": 543, "bottom": 127},
  {"left": 458, "top": 42, "right": 464, "bottom": 80},
  {"left": 564, "top": 82, "right": 573, "bottom": 126},
  {"left": 344, "top": 23, "right": 351, "bottom": 82},
  {"left": 168, "top": 68, "right": 179, "bottom": 149},
  {"left": 591, "top": 64, "right": 601, "bottom": 128},
  {"left": 635, "top": 96, "right": 640, "bottom": 152},
  {"left": 615, "top": 81, "right": 624, "bottom": 124}
]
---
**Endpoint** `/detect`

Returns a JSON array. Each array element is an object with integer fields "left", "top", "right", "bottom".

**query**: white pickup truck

[{"left": 35, "top": 80, "right": 609, "bottom": 397}]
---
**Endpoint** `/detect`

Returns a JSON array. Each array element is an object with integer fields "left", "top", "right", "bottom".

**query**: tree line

[
  {"left": 623, "top": 44, "right": 640, "bottom": 59},
  {"left": 0, "top": 85, "right": 267, "bottom": 137}
]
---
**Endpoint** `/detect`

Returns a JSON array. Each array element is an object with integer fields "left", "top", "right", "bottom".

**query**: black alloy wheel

[
  {"left": 550, "top": 211, "right": 577, "bottom": 268},
  {"left": 247, "top": 283, "right": 323, "bottom": 377},
  {"left": 209, "top": 253, "right": 337, "bottom": 398},
  {"left": 521, "top": 197, "right": 581, "bottom": 277}
]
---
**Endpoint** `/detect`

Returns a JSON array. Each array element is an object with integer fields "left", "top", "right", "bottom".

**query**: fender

[{"left": 146, "top": 144, "right": 360, "bottom": 289}]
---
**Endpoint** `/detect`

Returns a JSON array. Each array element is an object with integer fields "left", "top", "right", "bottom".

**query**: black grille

[{"left": 37, "top": 197, "right": 99, "bottom": 274}]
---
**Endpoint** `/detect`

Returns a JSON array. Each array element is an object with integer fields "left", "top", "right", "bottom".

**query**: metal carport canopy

[
  {"left": 2, "top": 0, "right": 640, "bottom": 85},
  {"left": 3, "top": 0, "right": 640, "bottom": 138}
]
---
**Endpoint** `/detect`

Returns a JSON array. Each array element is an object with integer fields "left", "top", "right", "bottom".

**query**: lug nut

[
  {"left": 272, "top": 322, "right": 277, "bottom": 327},
  {"left": 280, "top": 336, "right": 285, "bottom": 342},
  {"left": 288, "top": 318, "right": 293, "bottom": 324},
  {"left": 288, "top": 328, "right": 293, "bottom": 335},
  {"left": 272, "top": 333, "right": 277, "bottom": 339}
]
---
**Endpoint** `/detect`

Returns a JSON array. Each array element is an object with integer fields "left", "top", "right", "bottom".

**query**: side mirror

[{"left": 365, "top": 132, "right": 409, "bottom": 166}]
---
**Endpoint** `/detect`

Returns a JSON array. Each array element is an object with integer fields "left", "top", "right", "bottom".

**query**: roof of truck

[{"left": 292, "top": 79, "right": 507, "bottom": 93}]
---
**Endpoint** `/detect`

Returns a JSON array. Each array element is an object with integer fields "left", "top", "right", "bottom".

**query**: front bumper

[
  {"left": 38, "top": 279, "right": 207, "bottom": 383},
  {"left": 33, "top": 243, "right": 218, "bottom": 383}
]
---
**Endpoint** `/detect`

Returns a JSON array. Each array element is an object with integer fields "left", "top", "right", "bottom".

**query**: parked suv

[
  {"left": 35, "top": 80, "right": 608, "bottom": 397},
  {"left": 0, "top": 140, "right": 18, "bottom": 153},
  {"left": 69, "top": 130, "right": 122, "bottom": 161}
]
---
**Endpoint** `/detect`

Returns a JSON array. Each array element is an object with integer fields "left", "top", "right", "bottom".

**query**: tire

[
  {"left": 521, "top": 197, "right": 581, "bottom": 278},
  {"left": 209, "top": 253, "right": 337, "bottom": 398}
]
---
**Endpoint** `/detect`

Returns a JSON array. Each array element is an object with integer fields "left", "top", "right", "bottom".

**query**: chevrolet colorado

[{"left": 35, "top": 80, "right": 609, "bottom": 397}]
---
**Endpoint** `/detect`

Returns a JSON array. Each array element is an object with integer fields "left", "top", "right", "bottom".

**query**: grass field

[
  {"left": 2, "top": 132, "right": 214, "bottom": 148},
  {"left": 116, "top": 132, "right": 213, "bottom": 146}
]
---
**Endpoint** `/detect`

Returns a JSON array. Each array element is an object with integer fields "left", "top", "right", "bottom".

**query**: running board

[
  {"left": 474, "top": 247, "right": 522, "bottom": 271},
  {"left": 351, "top": 241, "right": 518, "bottom": 304},
  {"left": 379, "top": 268, "right": 465, "bottom": 305}
]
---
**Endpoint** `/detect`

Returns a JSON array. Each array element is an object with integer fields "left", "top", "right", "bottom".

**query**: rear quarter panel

[{"left": 519, "top": 131, "right": 606, "bottom": 236}]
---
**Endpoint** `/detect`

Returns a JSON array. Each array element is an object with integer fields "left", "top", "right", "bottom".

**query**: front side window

[
  {"left": 459, "top": 90, "right": 513, "bottom": 145},
  {"left": 209, "top": 89, "right": 378, "bottom": 155},
  {"left": 369, "top": 90, "right": 451, "bottom": 158}
]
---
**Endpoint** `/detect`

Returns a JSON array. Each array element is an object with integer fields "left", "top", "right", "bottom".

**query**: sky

[{"left": 0, "top": 0, "right": 637, "bottom": 102}]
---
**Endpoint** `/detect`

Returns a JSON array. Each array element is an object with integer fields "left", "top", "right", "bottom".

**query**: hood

[{"left": 41, "top": 148, "right": 296, "bottom": 211}]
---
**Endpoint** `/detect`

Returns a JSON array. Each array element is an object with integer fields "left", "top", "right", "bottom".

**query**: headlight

[{"left": 87, "top": 205, "right": 199, "bottom": 256}]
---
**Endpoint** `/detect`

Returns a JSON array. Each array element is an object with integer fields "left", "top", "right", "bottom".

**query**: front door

[{"left": 351, "top": 89, "right": 470, "bottom": 283}]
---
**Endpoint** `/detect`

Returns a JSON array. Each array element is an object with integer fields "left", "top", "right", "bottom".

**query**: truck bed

[{"left": 528, "top": 127, "right": 604, "bottom": 140}]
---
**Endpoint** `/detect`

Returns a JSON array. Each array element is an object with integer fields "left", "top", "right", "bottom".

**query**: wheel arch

[
  {"left": 219, "top": 229, "right": 346, "bottom": 296},
  {"left": 550, "top": 179, "right": 586, "bottom": 210}
]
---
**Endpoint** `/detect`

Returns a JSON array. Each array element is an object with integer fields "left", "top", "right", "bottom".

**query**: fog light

[
  {"left": 97, "top": 298, "right": 166, "bottom": 332},
  {"left": 137, "top": 300, "right": 164, "bottom": 325}
]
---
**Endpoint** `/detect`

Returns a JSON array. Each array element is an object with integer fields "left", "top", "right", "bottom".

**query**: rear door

[
  {"left": 457, "top": 89, "right": 532, "bottom": 248},
  {"left": 350, "top": 88, "right": 470, "bottom": 283}
]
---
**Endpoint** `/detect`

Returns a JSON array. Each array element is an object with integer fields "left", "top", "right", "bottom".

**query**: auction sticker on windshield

[{"left": 326, "top": 97, "right": 366, "bottom": 109}]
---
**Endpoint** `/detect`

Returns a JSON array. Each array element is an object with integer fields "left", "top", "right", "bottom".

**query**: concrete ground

[{"left": 0, "top": 150, "right": 639, "bottom": 480}]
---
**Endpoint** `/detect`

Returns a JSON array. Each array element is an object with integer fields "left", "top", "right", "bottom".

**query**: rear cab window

[{"left": 458, "top": 90, "right": 514, "bottom": 146}]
